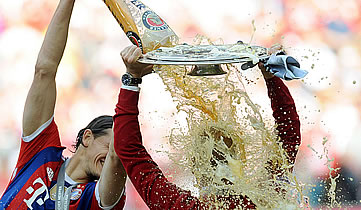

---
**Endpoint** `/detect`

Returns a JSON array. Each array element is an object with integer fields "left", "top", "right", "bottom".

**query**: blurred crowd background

[{"left": 0, "top": 0, "right": 360, "bottom": 209}]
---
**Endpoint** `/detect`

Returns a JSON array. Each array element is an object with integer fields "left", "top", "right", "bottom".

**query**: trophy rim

[{"left": 138, "top": 44, "right": 269, "bottom": 65}]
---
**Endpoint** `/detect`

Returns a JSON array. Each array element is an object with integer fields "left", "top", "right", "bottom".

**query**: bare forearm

[
  {"left": 98, "top": 151, "right": 126, "bottom": 207},
  {"left": 22, "top": 0, "right": 75, "bottom": 136},
  {"left": 36, "top": 0, "right": 75, "bottom": 71}
]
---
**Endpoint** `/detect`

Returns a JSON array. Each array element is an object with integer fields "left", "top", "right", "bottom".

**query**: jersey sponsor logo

[
  {"left": 23, "top": 177, "right": 50, "bottom": 210},
  {"left": 142, "top": 11, "right": 168, "bottom": 31}
]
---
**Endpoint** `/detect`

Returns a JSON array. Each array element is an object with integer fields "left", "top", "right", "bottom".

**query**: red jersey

[
  {"left": 113, "top": 77, "right": 301, "bottom": 209},
  {"left": 0, "top": 118, "right": 125, "bottom": 209}
]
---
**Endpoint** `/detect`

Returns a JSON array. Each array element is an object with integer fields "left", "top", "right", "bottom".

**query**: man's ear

[{"left": 82, "top": 129, "right": 94, "bottom": 147}]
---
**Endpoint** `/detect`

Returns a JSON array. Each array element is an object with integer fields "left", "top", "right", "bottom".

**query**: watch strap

[
  {"left": 122, "top": 73, "right": 142, "bottom": 86},
  {"left": 130, "top": 77, "right": 142, "bottom": 85}
]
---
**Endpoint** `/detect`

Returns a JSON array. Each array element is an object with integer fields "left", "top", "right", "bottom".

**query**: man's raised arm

[
  {"left": 22, "top": 0, "right": 75, "bottom": 136},
  {"left": 259, "top": 62, "right": 301, "bottom": 173}
]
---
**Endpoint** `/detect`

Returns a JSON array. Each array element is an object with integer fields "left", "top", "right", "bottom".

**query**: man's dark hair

[{"left": 73, "top": 115, "right": 113, "bottom": 151}]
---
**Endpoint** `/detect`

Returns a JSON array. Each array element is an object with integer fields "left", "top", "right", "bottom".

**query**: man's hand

[
  {"left": 259, "top": 44, "right": 285, "bottom": 80},
  {"left": 121, "top": 46, "right": 153, "bottom": 78}
]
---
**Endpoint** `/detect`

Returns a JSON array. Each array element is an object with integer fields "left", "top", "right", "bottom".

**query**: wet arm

[{"left": 265, "top": 76, "right": 301, "bottom": 167}]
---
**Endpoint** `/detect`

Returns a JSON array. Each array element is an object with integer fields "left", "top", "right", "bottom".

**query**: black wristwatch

[{"left": 121, "top": 73, "right": 142, "bottom": 86}]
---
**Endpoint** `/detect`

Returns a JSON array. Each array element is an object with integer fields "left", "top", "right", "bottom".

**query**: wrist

[
  {"left": 122, "top": 72, "right": 142, "bottom": 86},
  {"left": 127, "top": 71, "right": 141, "bottom": 79}
]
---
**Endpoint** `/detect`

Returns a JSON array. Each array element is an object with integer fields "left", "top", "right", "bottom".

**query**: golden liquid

[
  {"left": 308, "top": 138, "right": 341, "bottom": 208},
  {"left": 155, "top": 37, "right": 308, "bottom": 208},
  {"left": 103, "top": 0, "right": 340, "bottom": 207},
  {"left": 103, "top": 0, "right": 179, "bottom": 53}
]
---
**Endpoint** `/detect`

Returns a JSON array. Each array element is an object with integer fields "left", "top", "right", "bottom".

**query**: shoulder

[
  {"left": 22, "top": 116, "right": 56, "bottom": 142},
  {"left": 21, "top": 116, "right": 60, "bottom": 145},
  {"left": 16, "top": 117, "right": 62, "bottom": 170},
  {"left": 12, "top": 147, "right": 65, "bottom": 183}
]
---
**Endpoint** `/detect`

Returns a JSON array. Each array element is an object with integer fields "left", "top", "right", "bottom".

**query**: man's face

[{"left": 85, "top": 129, "right": 113, "bottom": 180}]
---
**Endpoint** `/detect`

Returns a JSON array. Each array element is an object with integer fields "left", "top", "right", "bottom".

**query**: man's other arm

[
  {"left": 22, "top": 0, "right": 75, "bottom": 137},
  {"left": 260, "top": 63, "right": 301, "bottom": 169},
  {"left": 97, "top": 135, "right": 126, "bottom": 208}
]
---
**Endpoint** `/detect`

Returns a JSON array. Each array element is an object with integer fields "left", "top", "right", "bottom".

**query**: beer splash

[
  {"left": 308, "top": 137, "right": 341, "bottom": 208},
  {"left": 101, "top": 0, "right": 308, "bottom": 207},
  {"left": 155, "top": 37, "right": 307, "bottom": 208}
]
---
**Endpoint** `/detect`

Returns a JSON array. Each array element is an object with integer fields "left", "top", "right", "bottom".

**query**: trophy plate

[{"left": 138, "top": 44, "right": 269, "bottom": 65}]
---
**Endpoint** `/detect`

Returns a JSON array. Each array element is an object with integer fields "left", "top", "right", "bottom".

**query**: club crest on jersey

[
  {"left": 142, "top": 11, "right": 168, "bottom": 31},
  {"left": 49, "top": 185, "right": 82, "bottom": 201},
  {"left": 70, "top": 189, "right": 82, "bottom": 200}
]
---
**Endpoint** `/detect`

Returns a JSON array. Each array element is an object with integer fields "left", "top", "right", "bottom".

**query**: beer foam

[{"left": 155, "top": 37, "right": 308, "bottom": 208}]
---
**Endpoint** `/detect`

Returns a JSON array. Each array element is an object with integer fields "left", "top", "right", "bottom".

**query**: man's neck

[{"left": 65, "top": 153, "right": 89, "bottom": 183}]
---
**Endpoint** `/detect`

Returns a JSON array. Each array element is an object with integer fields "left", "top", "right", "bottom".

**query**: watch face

[
  {"left": 122, "top": 73, "right": 132, "bottom": 86},
  {"left": 122, "top": 73, "right": 142, "bottom": 86}
]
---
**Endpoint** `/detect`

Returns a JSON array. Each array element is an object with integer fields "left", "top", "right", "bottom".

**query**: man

[
  {"left": 0, "top": 0, "right": 126, "bottom": 209},
  {"left": 113, "top": 45, "right": 301, "bottom": 209}
]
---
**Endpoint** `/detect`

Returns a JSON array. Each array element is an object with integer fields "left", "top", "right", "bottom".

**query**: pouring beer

[{"left": 102, "top": 0, "right": 179, "bottom": 53}]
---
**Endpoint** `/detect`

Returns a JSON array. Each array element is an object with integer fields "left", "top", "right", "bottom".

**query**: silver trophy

[{"left": 138, "top": 41, "right": 270, "bottom": 76}]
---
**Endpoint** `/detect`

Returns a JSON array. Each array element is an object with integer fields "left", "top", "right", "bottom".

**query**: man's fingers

[
  {"left": 120, "top": 46, "right": 133, "bottom": 62},
  {"left": 121, "top": 46, "right": 142, "bottom": 64},
  {"left": 123, "top": 46, "right": 137, "bottom": 63},
  {"left": 120, "top": 45, "right": 152, "bottom": 78},
  {"left": 129, "top": 48, "right": 142, "bottom": 63},
  {"left": 120, "top": 45, "right": 133, "bottom": 57}
]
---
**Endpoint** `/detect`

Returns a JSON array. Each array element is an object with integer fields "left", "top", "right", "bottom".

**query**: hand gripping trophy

[{"left": 101, "top": 0, "right": 290, "bottom": 76}]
